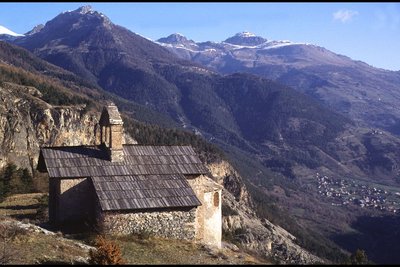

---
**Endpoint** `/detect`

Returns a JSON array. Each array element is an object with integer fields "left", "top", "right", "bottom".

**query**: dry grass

[
  {"left": 3, "top": 226, "right": 268, "bottom": 265},
  {"left": 113, "top": 234, "right": 269, "bottom": 265},
  {"left": 0, "top": 193, "right": 46, "bottom": 217},
  {"left": 5, "top": 226, "right": 90, "bottom": 264},
  {"left": 0, "top": 216, "right": 91, "bottom": 264},
  {"left": 0, "top": 194, "right": 269, "bottom": 265}
]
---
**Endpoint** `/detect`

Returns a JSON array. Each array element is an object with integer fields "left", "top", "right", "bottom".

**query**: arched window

[{"left": 213, "top": 192, "right": 219, "bottom": 207}]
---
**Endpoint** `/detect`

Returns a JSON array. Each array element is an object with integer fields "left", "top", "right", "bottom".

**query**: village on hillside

[{"left": 315, "top": 173, "right": 400, "bottom": 213}]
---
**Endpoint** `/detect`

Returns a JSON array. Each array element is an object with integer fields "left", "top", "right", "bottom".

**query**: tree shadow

[
  {"left": 1, "top": 203, "right": 41, "bottom": 210},
  {"left": 8, "top": 213, "right": 39, "bottom": 221},
  {"left": 331, "top": 214, "right": 400, "bottom": 264}
]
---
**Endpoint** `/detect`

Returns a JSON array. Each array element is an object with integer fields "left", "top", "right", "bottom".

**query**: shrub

[
  {"left": 347, "top": 249, "right": 371, "bottom": 265},
  {"left": 222, "top": 227, "right": 247, "bottom": 245},
  {"left": 89, "top": 235, "right": 125, "bottom": 265}
]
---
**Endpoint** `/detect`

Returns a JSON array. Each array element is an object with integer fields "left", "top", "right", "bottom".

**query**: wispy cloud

[
  {"left": 333, "top": 9, "right": 359, "bottom": 23},
  {"left": 373, "top": 4, "right": 400, "bottom": 30}
]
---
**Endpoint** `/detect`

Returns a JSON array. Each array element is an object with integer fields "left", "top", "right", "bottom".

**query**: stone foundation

[{"left": 100, "top": 208, "right": 197, "bottom": 240}]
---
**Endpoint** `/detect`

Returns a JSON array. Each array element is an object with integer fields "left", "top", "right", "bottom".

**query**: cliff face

[
  {"left": 207, "top": 160, "right": 251, "bottom": 202},
  {"left": 0, "top": 81, "right": 99, "bottom": 172},
  {"left": 207, "top": 160, "right": 323, "bottom": 264}
]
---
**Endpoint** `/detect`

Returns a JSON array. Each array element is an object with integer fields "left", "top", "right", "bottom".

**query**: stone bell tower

[{"left": 99, "top": 102, "right": 124, "bottom": 162}]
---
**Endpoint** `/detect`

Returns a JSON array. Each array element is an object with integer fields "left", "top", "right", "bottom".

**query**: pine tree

[{"left": 349, "top": 249, "right": 370, "bottom": 265}]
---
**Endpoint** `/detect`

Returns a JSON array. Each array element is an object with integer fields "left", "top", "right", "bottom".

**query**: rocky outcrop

[
  {"left": 207, "top": 160, "right": 324, "bottom": 264},
  {"left": 0, "top": 82, "right": 99, "bottom": 172},
  {"left": 0, "top": 82, "right": 135, "bottom": 172},
  {"left": 207, "top": 160, "right": 250, "bottom": 202}
]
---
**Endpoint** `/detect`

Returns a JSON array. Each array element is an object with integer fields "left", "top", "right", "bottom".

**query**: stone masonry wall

[
  {"left": 101, "top": 209, "right": 197, "bottom": 240},
  {"left": 187, "top": 175, "right": 222, "bottom": 248},
  {"left": 203, "top": 190, "right": 222, "bottom": 248},
  {"left": 58, "top": 178, "right": 94, "bottom": 222}
]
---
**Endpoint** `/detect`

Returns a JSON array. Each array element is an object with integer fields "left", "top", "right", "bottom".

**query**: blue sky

[{"left": 0, "top": 2, "right": 399, "bottom": 71}]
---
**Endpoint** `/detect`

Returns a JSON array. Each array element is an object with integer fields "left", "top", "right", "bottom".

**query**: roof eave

[{"left": 100, "top": 203, "right": 201, "bottom": 213}]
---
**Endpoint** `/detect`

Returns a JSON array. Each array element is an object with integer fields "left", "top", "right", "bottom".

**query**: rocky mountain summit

[
  {"left": 157, "top": 33, "right": 198, "bottom": 49},
  {"left": 24, "top": 24, "right": 44, "bottom": 36},
  {"left": 224, "top": 31, "right": 268, "bottom": 46}
]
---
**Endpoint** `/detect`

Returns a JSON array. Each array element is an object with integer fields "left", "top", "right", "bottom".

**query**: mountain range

[
  {"left": 1, "top": 5, "right": 400, "bottom": 264},
  {"left": 157, "top": 32, "right": 400, "bottom": 135}
]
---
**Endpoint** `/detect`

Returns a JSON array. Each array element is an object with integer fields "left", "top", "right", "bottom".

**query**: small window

[{"left": 213, "top": 192, "right": 219, "bottom": 207}]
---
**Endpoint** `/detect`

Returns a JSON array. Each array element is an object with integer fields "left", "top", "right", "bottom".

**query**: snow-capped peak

[
  {"left": 156, "top": 33, "right": 199, "bottom": 50},
  {"left": 236, "top": 31, "right": 256, "bottom": 38},
  {"left": 62, "top": 5, "right": 95, "bottom": 15},
  {"left": 167, "top": 33, "right": 188, "bottom": 40},
  {"left": 0, "top": 25, "right": 24, "bottom": 36},
  {"left": 77, "top": 5, "right": 93, "bottom": 14},
  {"left": 224, "top": 32, "right": 267, "bottom": 46},
  {"left": 60, "top": 5, "right": 112, "bottom": 26}
]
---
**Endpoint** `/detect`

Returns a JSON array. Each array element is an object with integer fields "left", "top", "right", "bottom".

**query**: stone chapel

[{"left": 37, "top": 102, "right": 223, "bottom": 247}]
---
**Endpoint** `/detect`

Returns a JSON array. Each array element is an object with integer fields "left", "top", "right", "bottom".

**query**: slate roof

[
  {"left": 38, "top": 144, "right": 208, "bottom": 211},
  {"left": 39, "top": 145, "right": 208, "bottom": 178},
  {"left": 92, "top": 174, "right": 202, "bottom": 211}
]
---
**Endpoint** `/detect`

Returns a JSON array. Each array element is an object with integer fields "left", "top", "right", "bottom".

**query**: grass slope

[{"left": 0, "top": 193, "right": 269, "bottom": 265}]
